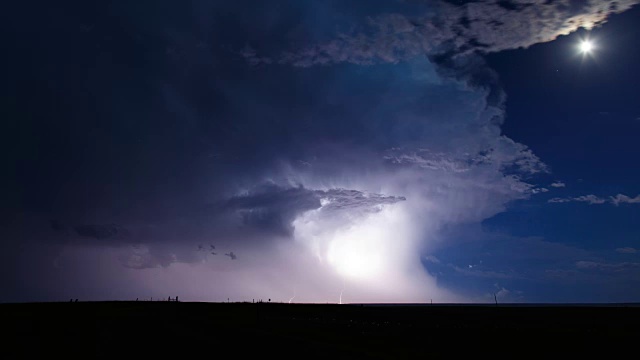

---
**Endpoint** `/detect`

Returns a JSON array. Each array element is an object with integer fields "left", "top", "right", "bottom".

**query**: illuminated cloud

[
  {"left": 220, "top": 183, "right": 407, "bottom": 237},
  {"left": 245, "top": 0, "right": 639, "bottom": 67}
]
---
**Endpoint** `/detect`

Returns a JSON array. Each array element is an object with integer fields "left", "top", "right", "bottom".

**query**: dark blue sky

[
  {"left": 491, "top": 9, "right": 640, "bottom": 188},
  {"left": 430, "top": 6, "right": 640, "bottom": 302},
  {"left": 2, "top": 1, "right": 639, "bottom": 303}
]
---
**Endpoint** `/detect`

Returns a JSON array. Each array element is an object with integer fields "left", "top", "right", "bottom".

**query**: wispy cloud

[
  {"left": 531, "top": 188, "right": 549, "bottom": 194},
  {"left": 423, "top": 255, "right": 441, "bottom": 264},
  {"left": 451, "top": 264, "right": 519, "bottom": 279},
  {"left": 546, "top": 260, "right": 640, "bottom": 283},
  {"left": 575, "top": 260, "right": 640, "bottom": 272},
  {"left": 610, "top": 194, "right": 640, "bottom": 206},
  {"left": 548, "top": 194, "right": 606, "bottom": 204},
  {"left": 547, "top": 197, "right": 572, "bottom": 203},
  {"left": 548, "top": 193, "right": 640, "bottom": 205},
  {"left": 550, "top": 181, "right": 566, "bottom": 188},
  {"left": 616, "top": 247, "right": 638, "bottom": 254},
  {"left": 574, "top": 195, "right": 607, "bottom": 204}
]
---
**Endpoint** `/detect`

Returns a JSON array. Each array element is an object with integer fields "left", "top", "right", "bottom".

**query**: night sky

[{"left": 2, "top": 0, "right": 639, "bottom": 303}]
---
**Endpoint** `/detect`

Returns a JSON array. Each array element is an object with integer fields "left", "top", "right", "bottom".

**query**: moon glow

[{"left": 580, "top": 40, "right": 594, "bottom": 53}]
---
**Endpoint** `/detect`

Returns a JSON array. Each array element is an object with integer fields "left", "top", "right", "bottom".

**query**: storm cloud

[{"left": 2, "top": 0, "right": 637, "bottom": 303}]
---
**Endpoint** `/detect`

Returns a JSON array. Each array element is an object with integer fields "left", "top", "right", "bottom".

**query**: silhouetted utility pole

[{"left": 494, "top": 293, "right": 498, "bottom": 306}]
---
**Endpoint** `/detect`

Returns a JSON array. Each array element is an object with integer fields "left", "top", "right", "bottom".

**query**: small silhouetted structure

[
  {"left": 70, "top": 299, "right": 73, "bottom": 303},
  {"left": 75, "top": 299, "right": 78, "bottom": 302},
  {"left": 494, "top": 293, "right": 498, "bottom": 306},
  {"left": 176, "top": 296, "right": 179, "bottom": 302}
]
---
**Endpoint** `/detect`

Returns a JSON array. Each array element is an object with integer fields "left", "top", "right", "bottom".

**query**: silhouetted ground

[{"left": 2, "top": 301, "right": 639, "bottom": 358}]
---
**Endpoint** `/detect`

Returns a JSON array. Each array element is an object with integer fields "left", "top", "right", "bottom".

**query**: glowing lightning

[
  {"left": 339, "top": 278, "right": 345, "bottom": 305},
  {"left": 288, "top": 290, "right": 296, "bottom": 304}
]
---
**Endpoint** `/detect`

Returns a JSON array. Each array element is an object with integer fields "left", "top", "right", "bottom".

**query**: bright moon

[{"left": 580, "top": 40, "right": 593, "bottom": 53}]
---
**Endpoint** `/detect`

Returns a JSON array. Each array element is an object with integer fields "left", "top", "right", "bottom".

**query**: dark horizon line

[{"left": 2, "top": 300, "right": 640, "bottom": 307}]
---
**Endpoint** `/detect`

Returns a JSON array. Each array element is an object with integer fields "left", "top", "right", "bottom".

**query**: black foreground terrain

[{"left": 3, "top": 302, "right": 639, "bottom": 359}]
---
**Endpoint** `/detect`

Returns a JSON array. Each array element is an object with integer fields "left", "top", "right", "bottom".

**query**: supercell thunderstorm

[{"left": 5, "top": 0, "right": 638, "bottom": 303}]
